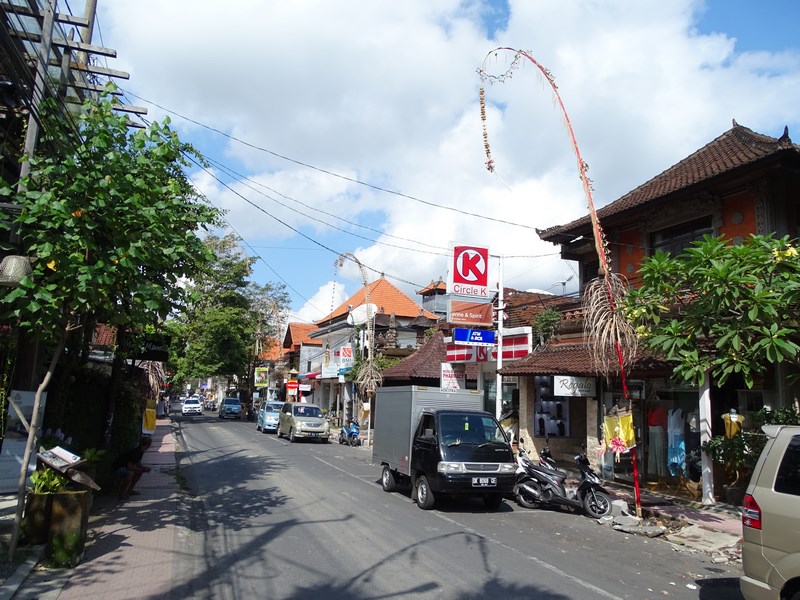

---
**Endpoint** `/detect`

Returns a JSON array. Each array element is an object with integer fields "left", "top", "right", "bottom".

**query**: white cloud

[{"left": 98, "top": 0, "right": 800, "bottom": 310}]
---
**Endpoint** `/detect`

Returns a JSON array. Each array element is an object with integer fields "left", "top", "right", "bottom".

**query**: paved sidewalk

[{"left": 0, "top": 417, "right": 180, "bottom": 600}]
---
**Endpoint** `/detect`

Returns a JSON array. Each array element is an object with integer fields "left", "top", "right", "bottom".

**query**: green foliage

[
  {"left": 29, "top": 467, "right": 68, "bottom": 494},
  {"left": 531, "top": 308, "right": 561, "bottom": 344},
  {"left": 81, "top": 448, "right": 106, "bottom": 464},
  {"left": 624, "top": 235, "right": 800, "bottom": 388},
  {"left": 0, "top": 86, "right": 221, "bottom": 346},
  {"left": 703, "top": 403, "right": 800, "bottom": 476}
]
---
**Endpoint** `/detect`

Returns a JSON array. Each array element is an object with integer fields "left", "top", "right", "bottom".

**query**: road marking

[{"left": 314, "top": 455, "right": 624, "bottom": 600}]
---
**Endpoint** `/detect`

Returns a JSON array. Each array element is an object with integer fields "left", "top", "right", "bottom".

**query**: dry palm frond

[
  {"left": 355, "top": 361, "right": 383, "bottom": 398},
  {"left": 582, "top": 274, "right": 638, "bottom": 379}
]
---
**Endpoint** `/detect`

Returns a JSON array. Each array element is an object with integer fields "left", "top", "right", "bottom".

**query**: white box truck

[{"left": 372, "top": 385, "right": 516, "bottom": 510}]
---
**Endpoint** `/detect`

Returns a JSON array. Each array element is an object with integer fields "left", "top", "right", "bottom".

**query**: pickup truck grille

[{"left": 464, "top": 463, "right": 502, "bottom": 473}]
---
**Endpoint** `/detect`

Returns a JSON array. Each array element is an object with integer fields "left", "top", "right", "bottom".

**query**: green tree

[
  {"left": 624, "top": 234, "right": 800, "bottom": 388},
  {"left": 0, "top": 88, "right": 220, "bottom": 556}
]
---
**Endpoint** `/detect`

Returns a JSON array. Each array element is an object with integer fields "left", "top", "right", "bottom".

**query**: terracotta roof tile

[
  {"left": 284, "top": 322, "right": 321, "bottom": 350},
  {"left": 316, "top": 277, "right": 438, "bottom": 324},
  {"left": 416, "top": 278, "right": 447, "bottom": 295},
  {"left": 539, "top": 123, "right": 800, "bottom": 240},
  {"left": 382, "top": 330, "right": 477, "bottom": 381},
  {"left": 499, "top": 342, "right": 673, "bottom": 376}
]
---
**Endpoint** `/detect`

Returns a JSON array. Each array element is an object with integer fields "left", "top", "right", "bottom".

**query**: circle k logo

[{"left": 453, "top": 245, "right": 489, "bottom": 286}]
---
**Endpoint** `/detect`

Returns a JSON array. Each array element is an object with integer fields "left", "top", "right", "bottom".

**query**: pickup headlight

[
  {"left": 437, "top": 462, "right": 465, "bottom": 473},
  {"left": 498, "top": 463, "right": 516, "bottom": 473}
]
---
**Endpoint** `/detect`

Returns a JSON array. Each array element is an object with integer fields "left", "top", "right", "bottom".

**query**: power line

[{"left": 119, "top": 88, "right": 540, "bottom": 231}]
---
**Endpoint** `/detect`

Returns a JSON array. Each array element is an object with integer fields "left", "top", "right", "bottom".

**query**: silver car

[
  {"left": 256, "top": 401, "right": 283, "bottom": 433},
  {"left": 277, "top": 402, "right": 330, "bottom": 443}
]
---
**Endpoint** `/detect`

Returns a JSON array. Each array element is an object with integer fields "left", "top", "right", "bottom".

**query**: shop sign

[
  {"left": 554, "top": 375, "right": 596, "bottom": 397},
  {"left": 452, "top": 328, "right": 496, "bottom": 346},
  {"left": 447, "top": 245, "right": 490, "bottom": 298},
  {"left": 448, "top": 298, "right": 493, "bottom": 326},
  {"left": 440, "top": 363, "right": 465, "bottom": 392}
]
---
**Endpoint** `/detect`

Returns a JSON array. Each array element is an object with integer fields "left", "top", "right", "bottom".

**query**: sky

[{"left": 91, "top": 0, "right": 800, "bottom": 327}]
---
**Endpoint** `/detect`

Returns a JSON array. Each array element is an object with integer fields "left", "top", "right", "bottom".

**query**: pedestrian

[{"left": 113, "top": 436, "right": 152, "bottom": 499}]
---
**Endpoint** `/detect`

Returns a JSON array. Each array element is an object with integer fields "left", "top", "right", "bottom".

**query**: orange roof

[
  {"left": 416, "top": 277, "right": 447, "bottom": 296},
  {"left": 283, "top": 322, "right": 321, "bottom": 350},
  {"left": 257, "top": 337, "right": 284, "bottom": 361},
  {"left": 315, "top": 277, "right": 438, "bottom": 325}
]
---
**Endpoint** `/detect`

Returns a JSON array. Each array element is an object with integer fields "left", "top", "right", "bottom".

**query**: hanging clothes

[
  {"left": 723, "top": 411, "right": 744, "bottom": 438},
  {"left": 667, "top": 408, "right": 686, "bottom": 476},
  {"left": 603, "top": 414, "right": 636, "bottom": 461},
  {"left": 647, "top": 405, "right": 668, "bottom": 477}
]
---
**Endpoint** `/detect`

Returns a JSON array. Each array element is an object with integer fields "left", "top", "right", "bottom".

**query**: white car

[{"left": 182, "top": 397, "right": 203, "bottom": 416}]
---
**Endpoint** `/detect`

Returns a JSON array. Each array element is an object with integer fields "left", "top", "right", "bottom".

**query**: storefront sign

[
  {"left": 448, "top": 298, "right": 493, "bottom": 326},
  {"left": 452, "top": 328, "right": 496, "bottom": 346},
  {"left": 554, "top": 375, "right": 596, "bottom": 397},
  {"left": 440, "top": 363, "right": 465, "bottom": 392},
  {"left": 447, "top": 245, "right": 490, "bottom": 298},
  {"left": 446, "top": 330, "right": 532, "bottom": 363}
]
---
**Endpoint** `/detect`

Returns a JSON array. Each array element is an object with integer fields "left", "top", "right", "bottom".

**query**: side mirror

[{"left": 519, "top": 437, "right": 525, "bottom": 444}]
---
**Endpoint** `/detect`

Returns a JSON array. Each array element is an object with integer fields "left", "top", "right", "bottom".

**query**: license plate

[
  {"left": 308, "top": 432, "right": 318, "bottom": 437},
  {"left": 472, "top": 477, "right": 497, "bottom": 487}
]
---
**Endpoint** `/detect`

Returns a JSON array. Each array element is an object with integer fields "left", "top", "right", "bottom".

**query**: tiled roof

[
  {"left": 257, "top": 337, "right": 284, "bottom": 361},
  {"left": 283, "top": 322, "right": 321, "bottom": 350},
  {"left": 539, "top": 122, "right": 800, "bottom": 240},
  {"left": 498, "top": 342, "right": 673, "bottom": 376},
  {"left": 503, "top": 289, "right": 580, "bottom": 329},
  {"left": 416, "top": 278, "right": 447, "bottom": 295},
  {"left": 382, "top": 330, "right": 477, "bottom": 381},
  {"left": 316, "top": 276, "right": 438, "bottom": 325},
  {"left": 93, "top": 323, "right": 117, "bottom": 347}
]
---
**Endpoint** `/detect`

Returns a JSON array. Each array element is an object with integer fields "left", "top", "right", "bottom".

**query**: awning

[{"left": 301, "top": 372, "right": 320, "bottom": 380}]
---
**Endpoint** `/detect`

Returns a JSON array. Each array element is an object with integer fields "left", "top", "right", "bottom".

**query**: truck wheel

[
  {"left": 381, "top": 466, "right": 397, "bottom": 492},
  {"left": 416, "top": 475, "right": 435, "bottom": 510},
  {"left": 483, "top": 494, "right": 503, "bottom": 510}
]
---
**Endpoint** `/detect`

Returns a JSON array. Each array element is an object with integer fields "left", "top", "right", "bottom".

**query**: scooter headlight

[{"left": 437, "top": 462, "right": 465, "bottom": 473}]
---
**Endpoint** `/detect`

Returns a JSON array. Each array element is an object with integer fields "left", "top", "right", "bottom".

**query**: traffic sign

[
  {"left": 452, "top": 328, "right": 496, "bottom": 346},
  {"left": 285, "top": 380, "right": 299, "bottom": 390}
]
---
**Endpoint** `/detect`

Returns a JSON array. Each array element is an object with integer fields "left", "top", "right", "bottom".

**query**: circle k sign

[{"left": 450, "top": 245, "right": 490, "bottom": 298}]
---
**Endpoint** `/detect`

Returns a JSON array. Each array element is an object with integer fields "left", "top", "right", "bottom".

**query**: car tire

[
  {"left": 381, "top": 466, "right": 397, "bottom": 492},
  {"left": 256, "top": 423, "right": 261, "bottom": 432},
  {"left": 277, "top": 428, "right": 283, "bottom": 439},
  {"left": 288, "top": 428, "right": 295, "bottom": 443},
  {"left": 416, "top": 475, "right": 435, "bottom": 510},
  {"left": 483, "top": 494, "right": 503, "bottom": 511}
]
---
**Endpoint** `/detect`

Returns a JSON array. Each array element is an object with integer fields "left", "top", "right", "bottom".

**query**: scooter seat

[{"left": 530, "top": 464, "right": 568, "bottom": 479}]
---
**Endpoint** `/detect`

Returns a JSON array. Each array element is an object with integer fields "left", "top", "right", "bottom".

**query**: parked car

[
  {"left": 257, "top": 401, "right": 284, "bottom": 433},
  {"left": 219, "top": 397, "right": 242, "bottom": 420},
  {"left": 182, "top": 397, "right": 203, "bottom": 416},
  {"left": 741, "top": 425, "right": 800, "bottom": 600},
  {"left": 277, "top": 402, "right": 330, "bottom": 443}
]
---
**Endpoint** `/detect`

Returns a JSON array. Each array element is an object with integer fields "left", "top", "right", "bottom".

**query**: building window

[{"left": 650, "top": 217, "right": 713, "bottom": 256}]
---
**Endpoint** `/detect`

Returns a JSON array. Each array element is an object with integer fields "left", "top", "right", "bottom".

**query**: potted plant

[{"left": 22, "top": 466, "right": 93, "bottom": 566}]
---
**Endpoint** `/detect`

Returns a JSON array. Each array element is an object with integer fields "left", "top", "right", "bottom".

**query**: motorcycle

[
  {"left": 513, "top": 437, "right": 612, "bottom": 518},
  {"left": 246, "top": 405, "right": 256, "bottom": 422},
  {"left": 339, "top": 420, "right": 360, "bottom": 446}
]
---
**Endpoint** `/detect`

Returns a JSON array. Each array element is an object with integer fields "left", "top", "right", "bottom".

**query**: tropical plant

[
  {"left": 531, "top": 308, "right": 562, "bottom": 346},
  {"left": 624, "top": 234, "right": 800, "bottom": 388},
  {"left": 81, "top": 448, "right": 106, "bottom": 464},
  {"left": 702, "top": 403, "right": 800, "bottom": 487},
  {"left": 29, "top": 467, "right": 68, "bottom": 495}
]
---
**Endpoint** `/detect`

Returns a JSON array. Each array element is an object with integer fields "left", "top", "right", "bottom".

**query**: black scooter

[{"left": 513, "top": 437, "right": 612, "bottom": 518}]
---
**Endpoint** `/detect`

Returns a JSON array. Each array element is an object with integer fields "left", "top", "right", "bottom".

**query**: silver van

[{"left": 741, "top": 425, "right": 800, "bottom": 600}]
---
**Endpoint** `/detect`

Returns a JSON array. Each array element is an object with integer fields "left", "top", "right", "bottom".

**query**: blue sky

[{"left": 93, "top": 0, "right": 800, "bottom": 327}]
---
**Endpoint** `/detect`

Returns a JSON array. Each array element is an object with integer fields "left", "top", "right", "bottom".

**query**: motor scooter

[
  {"left": 339, "top": 420, "right": 360, "bottom": 446},
  {"left": 513, "top": 437, "right": 612, "bottom": 518}
]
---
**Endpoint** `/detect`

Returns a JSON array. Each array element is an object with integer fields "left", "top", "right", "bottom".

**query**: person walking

[{"left": 114, "top": 436, "right": 153, "bottom": 499}]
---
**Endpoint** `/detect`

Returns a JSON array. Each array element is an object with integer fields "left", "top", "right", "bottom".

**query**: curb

[{"left": 0, "top": 544, "right": 45, "bottom": 600}]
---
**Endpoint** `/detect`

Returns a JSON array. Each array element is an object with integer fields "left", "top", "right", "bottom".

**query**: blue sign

[{"left": 453, "top": 328, "right": 496, "bottom": 346}]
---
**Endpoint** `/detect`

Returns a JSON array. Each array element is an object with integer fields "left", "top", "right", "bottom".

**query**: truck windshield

[{"left": 440, "top": 414, "right": 507, "bottom": 446}]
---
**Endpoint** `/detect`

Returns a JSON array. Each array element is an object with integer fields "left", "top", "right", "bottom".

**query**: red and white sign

[
  {"left": 448, "top": 245, "right": 490, "bottom": 298},
  {"left": 285, "top": 380, "right": 299, "bottom": 390},
  {"left": 446, "top": 331, "right": 532, "bottom": 364}
]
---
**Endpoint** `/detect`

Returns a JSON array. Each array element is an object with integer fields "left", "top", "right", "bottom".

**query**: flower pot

[{"left": 22, "top": 489, "right": 92, "bottom": 565}]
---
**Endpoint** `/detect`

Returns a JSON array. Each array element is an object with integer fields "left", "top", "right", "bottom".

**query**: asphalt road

[{"left": 171, "top": 411, "right": 745, "bottom": 600}]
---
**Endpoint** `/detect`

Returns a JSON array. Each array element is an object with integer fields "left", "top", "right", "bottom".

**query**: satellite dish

[{"left": 347, "top": 303, "right": 377, "bottom": 326}]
